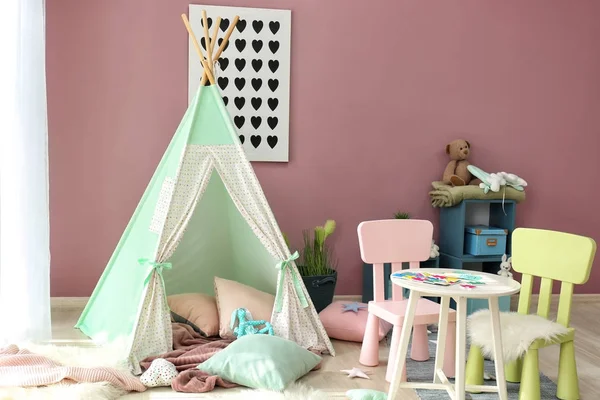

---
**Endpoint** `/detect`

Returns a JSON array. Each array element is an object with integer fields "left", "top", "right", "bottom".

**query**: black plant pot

[{"left": 301, "top": 270, "right": 337, "bottom": 313}]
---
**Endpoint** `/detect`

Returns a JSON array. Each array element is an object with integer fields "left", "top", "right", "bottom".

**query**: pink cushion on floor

[{"left": 319, "top": 301, "right": 392, "bottom": 342}]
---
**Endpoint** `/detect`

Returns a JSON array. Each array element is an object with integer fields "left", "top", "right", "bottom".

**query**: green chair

[{"left": 465, "top": 227, "right": 597, "bottom": 400}]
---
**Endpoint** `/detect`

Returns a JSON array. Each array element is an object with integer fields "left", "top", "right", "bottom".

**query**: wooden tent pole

[
  {"left": 200, "top": 15, "right": 239, "bottom": 86},
  {"left": 200, "top": 17, "right": 222, "bottom": 85},
  {"left": 180, "top": 13, "right": 215, "bottom": 85},
  {"left": 209, "top": 17, "right": 222, "bottom": 55},
  {"left": 212, "top": 16, "right": 239, "bottom": 62},
  {"left": 201, "top": 10, "right": 213, "bottom": 73}
]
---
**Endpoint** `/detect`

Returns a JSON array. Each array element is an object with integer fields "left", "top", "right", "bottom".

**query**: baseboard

[
  {"left": 510, "top": 293, "right": 600, "bottom": 309},
  {"left": 51, "top": 297, "right": 89, "bottom": 310},
  {"left": 51, "top": 293, "right": 600, "bottom": 311}
]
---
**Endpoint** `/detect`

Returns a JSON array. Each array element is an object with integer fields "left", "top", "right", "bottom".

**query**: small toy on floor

[
  {"left": 341, "top": 367, "right": 371, "bottom": 379},
  {"left": 140, "top": 358, "right": 178, "bottom": 387},
  {"left": 230, "top": 307, "right": 274, "bottom": 338}
]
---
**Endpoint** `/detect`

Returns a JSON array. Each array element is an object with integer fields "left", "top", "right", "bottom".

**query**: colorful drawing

[{"left": 391, "top": 271, "right": 487, "bottom": 288}]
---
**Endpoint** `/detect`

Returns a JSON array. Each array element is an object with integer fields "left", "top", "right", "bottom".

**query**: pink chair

[{"left": 357, "top": 219, "right": 457, "bottom": 382}]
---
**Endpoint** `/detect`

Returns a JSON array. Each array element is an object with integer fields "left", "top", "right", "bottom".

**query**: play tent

[{"left": 75, "top": 11, "right": 335, "bottom": 374}]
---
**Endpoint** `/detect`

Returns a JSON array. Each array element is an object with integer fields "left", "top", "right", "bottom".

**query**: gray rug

[{"left": 401, "top": 331, "right": 558, "bottom": 399}]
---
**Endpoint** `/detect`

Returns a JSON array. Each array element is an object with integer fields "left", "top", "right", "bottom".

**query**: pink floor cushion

[{"left": 319, "top": 301, "right": 392, "bottom": 342}]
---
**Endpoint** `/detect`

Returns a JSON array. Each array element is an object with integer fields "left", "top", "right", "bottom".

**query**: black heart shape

[
  {"left": 268, "top": 79, "right": 279, "bottom": 92},
  {"left": 222, "top": 96, "right": 229, "bottom": 106},
  {"left": 251, "top": 116, "right": 262, "bottom": 129},
  {"left": 236, "top": 19, "right": 247, "bottom": 32},
  {"left": 267, "top": 98, "right": 278, "bottom": 111},
  {"left": 268, "top": 40, "right": 280, "bottom": 54},
  {"left": 250, "top": 135, "right": 262, "bottom": 148},
  {"left": 218, "top": 57, "right": 229, "bottom": 71},
  {"left": 235, "top": 58, "right": 246, "bottom": 72},
  {"left": 251, "top": 97, "right": 262, "bottom": 110},
  {"left": 268, "top": 60, "right": 279, "bottom": 73},
  {"left": 235, "top": 78, "right": 246, "bottom": 90},
  {"left": 235, "top": 39, "right": 246, "bottom": 52},
  {"left": 239, "top": 134, "right": 245, "bottom": 144},
  {"left": 267, "top": 117, "right": 278, "bottom": 130},
  {"left": 218, "top": 77, "right": 229, "bottom": 90},
  {"left": 267, "top": 135, "right": 278, "bottom": 148},
  {"left": 220, "top": 18, "right": 230, "bottom": 32},
  {"left": 234, "top": 116, "right": 245, "bottom": 129},
  {"left": 269, "top": 21, "right": 280, "bottom": 34},
  {"left": 234, "top": 97, "right": 245, "bottom": 110},
  {"left": 252, "top": 20, "right": 264, "bottom": 33},
  {"left": 218, "top": 38, "right": 229, "bottom": 51},
  {"left": 201, "top": 17, "right": 213, "bottom": 28},
  {"left": 251, "top": 78, "right": 262, "bottom": 91},
  {"left": 252, "top": 59, "right": 263, "bottom": 72},
  {"left": 252, "top": 39, "right": 263, "bottom": 53},
  {"left": 200, "top": 37, "right": 207, "bottom": 50}
]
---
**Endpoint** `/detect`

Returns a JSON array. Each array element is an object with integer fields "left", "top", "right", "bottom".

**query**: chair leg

[
  {"left": 519, "top": 349, "right": 541, "bottom": 400},
  {"left": 360, "top": 312, "right": 381, "bottom": 366},
  {"left": 443, "top": 320, "right": 456, "bottom": 378},
  {"left": 410, "top": 324, "right": 430, "bottom": 361},
  {"left": 465, "top": 345, "right": 485, "bottom": 393},
  {"left": 386, "top": 324, "right": 407, "bottom": 382},
  {"left": 557, "top": 341, "right": 580, "bottom": 400},
  {"left": 505, "top": 358, "right": 523, "bottom": 383}
]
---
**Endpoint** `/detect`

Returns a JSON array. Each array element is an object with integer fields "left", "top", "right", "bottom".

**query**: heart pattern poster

[{"left": 188, "top": 5, "right": 292, "bottom": 162}]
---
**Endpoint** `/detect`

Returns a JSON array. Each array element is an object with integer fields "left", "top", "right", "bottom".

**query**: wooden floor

[{"left": 51, "top": 296, "right": 600, "bottom": 399}]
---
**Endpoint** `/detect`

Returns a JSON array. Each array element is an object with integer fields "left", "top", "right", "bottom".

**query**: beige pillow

[
  {"left": 214, "top": 277, "right": 275, "bottom": 339},
  {"left": 167, "top": 293, "right": 219, "bottom": 337}
]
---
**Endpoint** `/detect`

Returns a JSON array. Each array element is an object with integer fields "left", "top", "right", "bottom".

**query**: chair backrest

[
  {"left": 357, "top": 219, "right": 433, "bottom": 302},
  {"left": 512, "top": 227, "right": 597, "bottom": 327}
]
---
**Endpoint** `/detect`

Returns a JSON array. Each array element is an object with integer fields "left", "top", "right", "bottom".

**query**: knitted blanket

[
  {"left": 429, "top": 181, "right": 526, "bottom": 208},
  {"left": 140, "top": 323, "right": 236, "bottom": 393},
  {"left": 0, "top": 344, "right": 146, "bottom": 392}
]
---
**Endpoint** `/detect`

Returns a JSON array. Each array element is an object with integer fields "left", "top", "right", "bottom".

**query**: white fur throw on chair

[{"left": 467, "top": 310, "right": 570, "bottom": 363}]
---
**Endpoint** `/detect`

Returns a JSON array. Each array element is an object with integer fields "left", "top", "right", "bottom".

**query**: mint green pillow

[
  {"left": 346, "top": 389, "right": 387, "bottom": 400},
  {"left": 197, "top": 334, "right": 322, "bottom": 391}
]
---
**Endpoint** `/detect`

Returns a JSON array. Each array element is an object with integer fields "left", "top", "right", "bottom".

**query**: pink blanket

[
  {"left": 0, "top": 344, "right": 146, "bottom": 392},
  {"left": 140, "top": 323, "right": 236, "bottom": 393}
]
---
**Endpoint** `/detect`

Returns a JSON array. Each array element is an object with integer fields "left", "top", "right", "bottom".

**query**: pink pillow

[
  {"left": 167, "top": 293, "right": 219, "bottom": 337},
  {"left": 214, "top": 276, "right": 275, "bottom": 339},
  {"left": 318, "top": 301, "right": 392, "bottom": 342}
]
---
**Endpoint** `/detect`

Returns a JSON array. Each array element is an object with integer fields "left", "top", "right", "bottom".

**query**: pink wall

[{"left": 47, "top": 0, "right": 600, "bottom": 296}]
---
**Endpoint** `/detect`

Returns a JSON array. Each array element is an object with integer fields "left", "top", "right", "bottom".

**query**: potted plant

[
  {"left": 284, "top": 220, "right": 338, "bottom": 313},
  {"left": 394, "top": 211, "right": 411, "bottom": 219}
]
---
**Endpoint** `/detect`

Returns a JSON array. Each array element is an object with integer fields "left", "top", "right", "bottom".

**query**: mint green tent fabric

[{"left": 76, "top": 84, "right": 335, "bottom": 373}]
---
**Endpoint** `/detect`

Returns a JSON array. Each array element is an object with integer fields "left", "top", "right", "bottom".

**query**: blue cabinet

[{"left": 438, "top": 199, "right": 516, "bottom": 314}]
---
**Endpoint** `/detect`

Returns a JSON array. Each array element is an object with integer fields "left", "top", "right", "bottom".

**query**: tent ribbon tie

[
  {"left": 138, "top": 258, "right": 172, "bottom": 284},
  {"left": 274, "top": 251, "right": 308, "bottom": 312}
]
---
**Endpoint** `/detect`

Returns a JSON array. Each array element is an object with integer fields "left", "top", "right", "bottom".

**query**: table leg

[
  {"left": 387, "top": 289, "right": 421, "bottom": 400},
  {"left": 455, "top": 296, "right": 467, "bottom": 400},
  {"left": 489, "top": 296, "right": 508, "bottom": 400},
  {"left": 433, "top": 295, "right": 450, "bottom": 383}
]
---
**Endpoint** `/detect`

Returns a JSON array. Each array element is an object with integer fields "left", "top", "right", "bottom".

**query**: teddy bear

[{"left": 442, "top": 139, "right": 477, "bottom": 186}]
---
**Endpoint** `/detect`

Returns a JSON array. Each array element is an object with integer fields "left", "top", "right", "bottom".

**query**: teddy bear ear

[
  {"left": 445, "top": 144, "right": 451, "bottom": 154},
  {"left": 465, "top": 140, "right": 471, "bottom": 148}
]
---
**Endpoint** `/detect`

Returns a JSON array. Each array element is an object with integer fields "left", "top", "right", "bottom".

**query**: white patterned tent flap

[{"left": 150, "top": 144, "right": 334, "bottom": 356}]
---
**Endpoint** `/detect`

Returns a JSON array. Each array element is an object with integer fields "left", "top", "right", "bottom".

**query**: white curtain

[{"left": 0, "top": 0, "right": 51, "bottom": 345}]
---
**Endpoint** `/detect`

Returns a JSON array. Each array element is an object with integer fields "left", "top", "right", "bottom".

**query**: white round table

[{"left": 386, "top": 268, "right": 521, "bottom": 400}]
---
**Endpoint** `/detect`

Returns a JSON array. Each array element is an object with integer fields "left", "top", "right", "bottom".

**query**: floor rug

[
  {"left": 406, "top": 332, "right": 558, "bottom": 399},
  {"left": 199, "top": 383, "right": 332, "bottom": 399}
]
